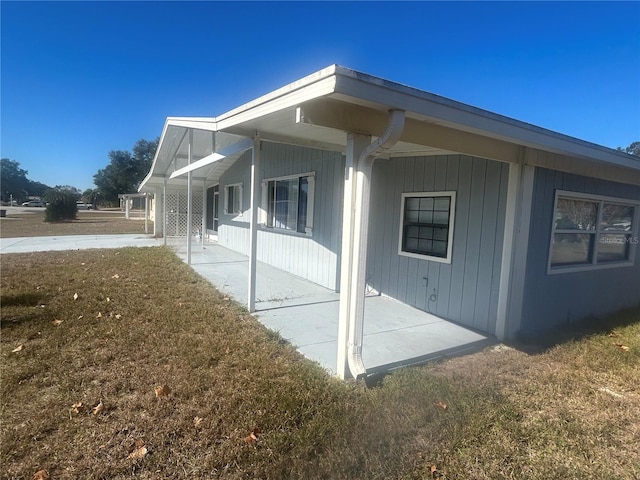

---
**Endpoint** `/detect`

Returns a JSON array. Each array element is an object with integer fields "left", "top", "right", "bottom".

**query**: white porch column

[
  {"left": 496, "top": 159, "right": 535, "bottom": 340},
  {"left": 162, "top": 177, "right": 167, "bottom": 246},
  {"left": 187, "top": 130, "right": 193, "bottom": 265},
  {"left": 144, "top": 193, "right": 149, "bottom": 234},
  {"left": 202, "top": 179, "right": 207, "bottom": 248},
  {"left": 153, "top": 187, "right": 160, "bottom": 237},
  {"left": 125, "top": 197, "right": 130, "bottom": 219},
  {"left": 337, "top": 133, "right": 370, "bottom": 379},
  {"left": 248, "top": 135, "right": 261, "bottom": 313}
]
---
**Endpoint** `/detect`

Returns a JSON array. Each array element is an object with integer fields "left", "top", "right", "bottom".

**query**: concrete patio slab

[{"left": 171, "top": 238, "right": 494, "bottom": 375}]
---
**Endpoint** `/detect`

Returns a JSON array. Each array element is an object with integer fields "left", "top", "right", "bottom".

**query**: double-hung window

[
  {"left": 224, "top": 183, "right": 242, "bottom": 215},
  {"left": 262, "top": 173, "right": 315, "bottom": 235},
  {"left": 548, "top": 190, "right": 639, "bottom": 273},
  {"left": 398, "top": 192, "right": 456, "bottom": 263}
]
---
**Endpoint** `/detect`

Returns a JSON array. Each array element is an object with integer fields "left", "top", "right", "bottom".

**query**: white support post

[
  {"left": 153, "top": 188, "right": 160, "bottom": 237},
  {"left": 144, "top": 193, "right": 149, "bottom": 234},
  {"left": 248, "top": 134, "right": 261, "bottom": 313},
  {"left": 337, "top": 133, "right": 370, "bottom": 379},
  {"left": 187, "top": 130, "right": 193, "bottom": 265},
  {"left": 202, "top": 179, "right": 207, "bottom": 248},
  {"left": 162, "top": 178, "right": 167, "bottom": 246},
  {"left": 125, "top": 197, "right": 130, "bottom": 219},
  {"left": 496, "top": 158, "right": 535, "bottom": 340}
]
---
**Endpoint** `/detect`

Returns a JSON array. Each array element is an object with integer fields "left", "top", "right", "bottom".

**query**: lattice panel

[{"left": 165, "top": 190, "right": 204, "bottom": 237}]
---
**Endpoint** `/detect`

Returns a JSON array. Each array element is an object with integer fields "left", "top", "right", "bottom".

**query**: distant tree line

[{"left": 0, "top": 158, "right": 51, "bottom": 203}]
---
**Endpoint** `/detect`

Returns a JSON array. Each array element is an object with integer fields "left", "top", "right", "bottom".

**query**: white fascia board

[
  {"left": 331, "top": 71, "right": 639, "bottom": 171},
  {"left": 214, "top": 77, "right": 338, "bottom": 132},
  {"left": 139, "top": 118, "right": 175, "bottom": 191},
  {"left": 166, "top": 117, "right": 217, "bottom": 131},
  {"left": 169, "top": 136, "right": 253, "bottom": 179}
]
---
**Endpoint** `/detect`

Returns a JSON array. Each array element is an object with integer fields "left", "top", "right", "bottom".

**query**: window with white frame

[
  {"left": 398, "top": 192, "right": 456, "bottom": 263},
  {"left": 262, "top": 173, "right": 315, "bottom": 235},
  {"left": 549, "top": 190, "right": 638, "bottom": 272},
  {"left": 224, "top": 183, "right": 242, "bottom": 215}
]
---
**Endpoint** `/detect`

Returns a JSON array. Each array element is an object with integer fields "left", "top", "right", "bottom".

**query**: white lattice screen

[{"left": 165, "top": 190, "right": 204, "bottom": 237}]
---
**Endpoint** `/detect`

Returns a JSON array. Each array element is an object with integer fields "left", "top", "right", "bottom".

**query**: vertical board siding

[
  {"left": 520, "top": 167, "right": 640, "bottom": 335},
  {"left": 217, "top": 143, "right": 343, "bottom": 290},
  {"left": 367, "top": 154, "right": 509, "bottom": 333}
]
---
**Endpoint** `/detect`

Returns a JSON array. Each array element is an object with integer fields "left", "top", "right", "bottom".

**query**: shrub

[{"left": 43, "top": 189, "right": 78, "bottom": 222}]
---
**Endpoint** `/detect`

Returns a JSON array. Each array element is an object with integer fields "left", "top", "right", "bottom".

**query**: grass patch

[
  {"left": 1, "top": 247, "right": 639, "bottom": 479},
  {"left": 0, "top": 210, "right": 149, "bottom": 238}
]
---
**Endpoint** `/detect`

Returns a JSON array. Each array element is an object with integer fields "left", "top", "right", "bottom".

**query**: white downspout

[{"left": 347, "top": 109, "right": 405, "bottom": 378}]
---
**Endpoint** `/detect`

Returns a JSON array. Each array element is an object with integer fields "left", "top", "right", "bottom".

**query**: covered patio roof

[{"left": 140, "top": 65, "right": 640, "bottom": 192}]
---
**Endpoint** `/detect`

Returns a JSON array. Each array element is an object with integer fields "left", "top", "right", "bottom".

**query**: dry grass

[
  {"left": 0, "top": 210, "right": 150, "bottom": 238},
  {"left": 1, "top": 247, "right": 639, "bottom": 479}
]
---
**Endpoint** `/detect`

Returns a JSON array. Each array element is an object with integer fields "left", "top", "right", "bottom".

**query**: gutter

[{"left": 347, "top": 109, "right": 405, "bottom": 378}]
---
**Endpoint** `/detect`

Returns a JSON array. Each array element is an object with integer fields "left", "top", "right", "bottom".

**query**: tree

[
  {"left": 617, "top": 142, "right": 639, "bottom": 157},
  {"left": 0, "top": 158, "right": 51, "bottom": 203},
  {"left": 93, "top": 138, "right": 158, "bottom": 203}
]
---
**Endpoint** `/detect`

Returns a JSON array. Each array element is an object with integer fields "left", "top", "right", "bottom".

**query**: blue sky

[{"left": 2, "top": 1, "right": 639, "bottom": 192}]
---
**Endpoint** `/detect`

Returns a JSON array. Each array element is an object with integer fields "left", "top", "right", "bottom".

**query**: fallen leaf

[
  {"left": 154, "top": 385, "right": 171, "bottom": 397},
  {"left": 430, "top": 464, "right": 438, "bottom": 476},
  {"left": 71, "top": 402, "right": 84, "bottom": 414},
  {"left": 40, "top": 304, "right": 46, "bottom": 308},
  {"left": 12, "top": 344, "right": 24, "bottom": 353},
  {"left": 106, "top": 297, "right": 111, "bottom": 302},
  {"left": 127, "top": 440, "right": 148, "bottom": 460},
  {"left": 96, "top": 312, "right": 102, "bottom": 318},
  {"left": 193, "top": 416, "right": 203, "bottom": 428},
  {"left": 32, "top": 470, "right": 50, "bottom": 480},
  {"left": 243, "top": 427, "right": 261, "bottom": 445},
  {"left": 73, "top": 293, "right": 79, "bottom": 301},
  {"left": 434, "top": 400, "right": 448, "bottom": 410},
  {"left": 115, "top": 314, "right": 122, "bottom": 320},
  {"left": 81, "top": 262, "right": 85, "bottom": 266},
  {"left": 608, "top": 332, "right": 619, "bottom": 338},
  {"left": 53, "top": 319, "right": 64, "bottom": 326},
  {"left": 615, "top": 343, "right": 630, "bottom": 352},
  {"left": 77, "top": 315, "right": 83, "bottom": 320},
  {"left": 112, "top": 274, "right": 120, "bottom": 279},
  {"left": 92, "top": 401, "right": 104, "bottom": 415}
]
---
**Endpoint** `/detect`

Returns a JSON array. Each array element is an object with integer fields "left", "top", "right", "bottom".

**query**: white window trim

[
  {"left": 260, "top": 172, "right": 315, "bottom": 237},
  {"left": 547, "top": 190, "right": 640, "bottom": 275},
  {"left": 223, "top": 183, "right": 243, "bottom": 215},
  {"left": 398, "top": 191, "right": 456, "bottom": 264}
]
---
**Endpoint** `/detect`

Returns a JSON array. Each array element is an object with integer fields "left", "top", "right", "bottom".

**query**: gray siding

[
  {"left": 367, "top": 155, "right": 509, "bottom": 333},
  {"left": 217, "top": 143, "right": 343, "bottom": 290},
  {"left": 519, "top": 167, "right": 640, "bottom": 335}
]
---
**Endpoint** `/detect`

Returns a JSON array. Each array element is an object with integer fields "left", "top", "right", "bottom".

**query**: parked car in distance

[
  {"left": 22, "top": 200, "right": 45, "bottom": 207},
  {"left": 76, "top": 202, "right": 93, "bottom": 210}
]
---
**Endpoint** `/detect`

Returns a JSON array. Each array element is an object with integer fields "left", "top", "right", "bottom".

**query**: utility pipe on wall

[{"left": 347, "top": 109, "right": 405, "bottom": 378}]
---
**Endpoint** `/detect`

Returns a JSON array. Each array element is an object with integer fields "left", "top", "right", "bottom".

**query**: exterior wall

[
  {"left": 217, "top": 142, "right": 344, "bottom": 290},
  {"left": 519, "top": 167, "right": 640, "bottom": 335},
  {"left": 367, "top": 155, "right": 509, "bottom": 334}
]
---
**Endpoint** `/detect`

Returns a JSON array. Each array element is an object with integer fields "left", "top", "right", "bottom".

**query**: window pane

[
  {"left": 555, "top": 198, "right": 597, "bottom": 231},
  {"left": 597, "top": 234, "right": 630, "bottom": 263},
  {"left": 401, "top": 194, "right": 453, "bottom": 259},
  {"left": 601, "top": 204, "right": 634, "bottom": 231},
  {"left": 406, "top": 197, "right": 420, "bottom": 210},
  {"left": 433, "top": 211, "right": 449, "bottom": 225},
  {"left": 551, "top": 233, "right": 593, "bottom": 265},
  {"left": 228, "top": 186, "right": 235, "bottom": 213},
  {"left": 433, "top": 197, "right": 450, "bottom": 211},
  {"left": 419, "top": 197, "right": 434, "bottom": 210}
]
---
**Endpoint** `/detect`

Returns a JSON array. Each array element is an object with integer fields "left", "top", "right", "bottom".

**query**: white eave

[{"left": 139, "top": 64, "right": 639, "bottom": 192}]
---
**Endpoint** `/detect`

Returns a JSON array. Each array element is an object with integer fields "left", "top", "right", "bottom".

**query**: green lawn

[{"left": 1, "top": 247, "right": 638, "bottom": 479}]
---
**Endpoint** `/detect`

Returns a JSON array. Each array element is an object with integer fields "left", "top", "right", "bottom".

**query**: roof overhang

[{"left": 140, "top": 64, "right": 640, "bottom": 191}]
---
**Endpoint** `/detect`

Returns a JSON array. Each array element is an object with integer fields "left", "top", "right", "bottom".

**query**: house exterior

[{"left": 139, "top": 65, "right": 640, "bottom": 379}]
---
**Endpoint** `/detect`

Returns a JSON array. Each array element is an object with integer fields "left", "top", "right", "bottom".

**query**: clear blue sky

[{"left": 2, "top": 1, "right": 639, "bottom": 192}]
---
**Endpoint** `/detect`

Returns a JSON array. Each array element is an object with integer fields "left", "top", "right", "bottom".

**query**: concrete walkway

[{"left": 1, "top": 234, "right": 493, "bottom": 376}]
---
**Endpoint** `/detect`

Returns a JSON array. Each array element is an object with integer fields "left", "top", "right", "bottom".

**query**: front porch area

[{"left": 170, "top": 238, "right": 493, "bottom": 376}]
